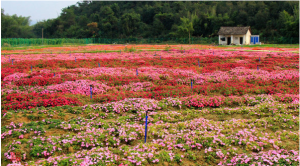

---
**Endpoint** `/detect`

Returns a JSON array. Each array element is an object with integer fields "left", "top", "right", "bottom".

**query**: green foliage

[
  {"left": 1, "top": 9, "right": 35, "bottom": 38},
  {"left": 1, "top": 1, "right": 299, "bottom": 39},
  {"left": 170, "top": 12, "right": 197, "bottom": 44}
]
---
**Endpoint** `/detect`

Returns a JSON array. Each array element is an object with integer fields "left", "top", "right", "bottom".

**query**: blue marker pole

[
  {"left": 160, "top": 55, "right": 161, "bottom": 61},
  {"left": 4, "top": 54, "right": 5, "bottom": 57},
  {"left": 257, "top": 65, "right": 259, "bottom": 71},
  {"left": 31, "top": 65, "right": 32, "bottom": 72},
  {"left": 155, "top": 52, "right": 156, "bottom": 56},
  {"left": 184, "top": 50, "right": 185, "bottom": 53},
  {"left": 98, "top": 62, "right": 100, "bottom": 67},
  {"left": 90, "top": 85, "right": 92, "bottom": 99},
  {"left": 12, "top": 59, "right": 14, "bottom": 65},
  {"left": 198, "top": 59, "right": 200, "bottom": 67},
  {"left": 259, "top": 57, "right": 261, "bottom": 62},
  {"left": 191, "top": 79, "right": 193, "bottom": 89},
  {"left": 75, "top": 57, "right": 76, "bottom": 62},
  {"left": 54, "top": 73, "right": 55, "bottom": 77},
  {"left": 144, "top": 110, "right": 148, "bottom": 143},
  {"left": 136, "top": 68, "right": 138, "bottom": 76},
  {"left": 213, "top": 51, "right": 214, "bottom": 55}
]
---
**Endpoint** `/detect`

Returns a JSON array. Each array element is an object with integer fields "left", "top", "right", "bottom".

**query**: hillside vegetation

[{"left": 1, "top": 1, "right": 299, "bottom": 39}]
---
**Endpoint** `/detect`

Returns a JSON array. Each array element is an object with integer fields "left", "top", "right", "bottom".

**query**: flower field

[{"left": 1, "top": 46, "right": 299, "bottom": 166}]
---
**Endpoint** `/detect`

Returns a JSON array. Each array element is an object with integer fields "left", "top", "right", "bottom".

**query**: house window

[{"left": 221, "top": 37, "right": 225, "bottom": 41}]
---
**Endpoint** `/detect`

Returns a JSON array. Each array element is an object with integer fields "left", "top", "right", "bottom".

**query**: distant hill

[{"left": 2, "top": 1, "right": 299, "bottom": 38}]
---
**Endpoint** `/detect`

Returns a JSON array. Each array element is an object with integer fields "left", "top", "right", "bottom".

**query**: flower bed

[{"left": 1, "top": 47, "right": 299, "bottom": 166}]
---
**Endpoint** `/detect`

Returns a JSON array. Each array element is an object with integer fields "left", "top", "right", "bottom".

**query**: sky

[{"left": 1, "top": 1, "right": 78, "bottom": 25}]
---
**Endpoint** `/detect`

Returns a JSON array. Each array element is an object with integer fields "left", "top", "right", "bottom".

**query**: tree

[
  {"left": 171, "top": 12, "right": 197, "bottom": 44},
  {"left": 120, "top": 13, "right": 141, "bottom": 36},
  {"left": 2, "top": 2, "right": 299, "bottom": 39},
  {"left": 87, "top": 22, "right": 99, "bottom": 37},
  {"left": 1, "top": 8, "right": 34, "bottom": 38},
  {"left": 278, "top": 8, "right": 299, "bottom": 38}
]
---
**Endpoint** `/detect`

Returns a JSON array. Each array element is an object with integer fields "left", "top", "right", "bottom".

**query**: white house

[{"left": 218, "top": 26, "right": 251, "bottom": 45}]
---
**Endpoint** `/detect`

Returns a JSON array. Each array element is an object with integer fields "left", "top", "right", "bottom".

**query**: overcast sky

[{"left": 1, "top": 1, "right": 78, "bottom": 25}]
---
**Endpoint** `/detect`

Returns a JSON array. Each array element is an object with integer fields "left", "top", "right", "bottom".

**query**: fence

[
  {"left": 1, "top": 37, "right": 298, "bottom": 47},
  {"left": 0, "top": 37, "right": 217, "bottom": 47}
]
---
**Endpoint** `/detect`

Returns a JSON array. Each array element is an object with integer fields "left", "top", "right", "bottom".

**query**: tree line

[{"left": 1, "top": 1, "right": 299, "bottom": 39}]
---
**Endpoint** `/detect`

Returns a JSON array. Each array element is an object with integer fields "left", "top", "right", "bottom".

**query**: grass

[
  {"left": 217, "top": 44, "right": 299, "bottom": 48},
  {"left": 1, "top": 44, "right": 298, "bottom": 55}
]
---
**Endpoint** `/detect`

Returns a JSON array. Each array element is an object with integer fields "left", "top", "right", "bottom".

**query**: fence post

[
  {"left": 90, "top": 85, "right": 93, "bottom": 99},
  {"left": 144, "top": 110, "right": 148, "bottom": 143}
]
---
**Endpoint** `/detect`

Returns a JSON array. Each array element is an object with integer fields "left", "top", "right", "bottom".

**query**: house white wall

[
  {"left": 233, "top": 35, "right": 245, "bottom": 45},
  {"left": 245, "top": 30, "right": 251, "bottom": 44},
  {"left": 219, "top": 35, "right": 227, "bottom": 45},
  {"left": 218, "top": 29, "right": 252, "bottom": 45},
  {"left": 219, "top": 35, "right": 246, "bottom": 45}
]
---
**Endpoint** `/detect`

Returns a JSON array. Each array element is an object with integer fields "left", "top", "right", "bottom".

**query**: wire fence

[{"left": 1, "top": 37, "right": 298, "bottom": 47}]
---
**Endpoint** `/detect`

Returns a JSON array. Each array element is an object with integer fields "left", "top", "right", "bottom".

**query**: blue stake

[
  {"left": 75, "top": 57, "right": 76, "bottom": 62},
  {"left": 90, "top": 85, "right": 93, "bottom": 99},
  {"left": 160, "top": 56, "right": 161, "bottom": 61},
  {"left": 144, "top": 111, "right": 148, "bottom": 143},
  {"left": 184, "top": 50, "right": 185, "bottom": 53},
  {"left": 155, "top": 52, "right": 156, "bottom": 56},
  {"left": 259, "top": 57, "right": 261, "bottom": 62},
  {"left": 98, "top": 62, "right": 100, "bottom": 67},
  {"left": 198, "top": 60, "right": 200, "bottom": 67},
  {"left": 136, "top": 68, "right": 138, "bottom": 76},
  {"left": 12, "top": 59, "right": 14, "bottom": 65},
  {"left": 191, "top": 79, "right": 193, "bottom": 89},
  {"left": 84, "top": 53, "right": 85, "bottom": 58},
  {"left": 213, "top": 51, "right": 214, "bottom": 55},
  {"left": 4, "top": 54, "right": 5, "bottom": 57},
  {"left": 257, "top": 65, "right": 259, "bottom": 71},
  {"left": 31, "top": 65, "right": 32, "bottom": 72},
  {"left": 54, "top": 73, "right": 55, "bottom": 77}
]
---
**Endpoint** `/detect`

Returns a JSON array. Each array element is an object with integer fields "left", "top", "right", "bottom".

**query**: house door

[
  {"left": 227, "top": 37, "right": 231, "bottom": 45},
  {"left": 240, "top": 37, "right": 243, "bottom": 44}
]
